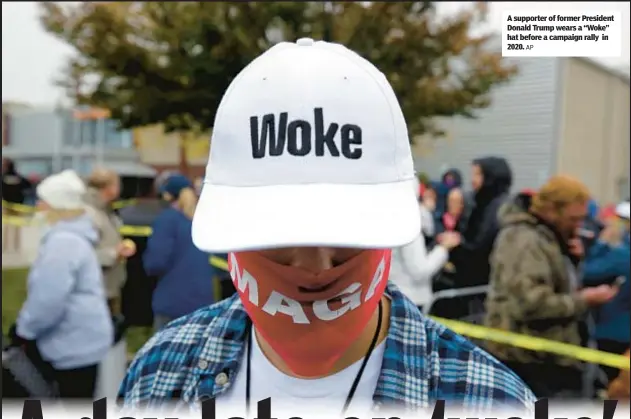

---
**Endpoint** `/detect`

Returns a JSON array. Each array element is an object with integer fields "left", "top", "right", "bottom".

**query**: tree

[{"left": 40, "top": 1, "right": 517, "bottom": 143}]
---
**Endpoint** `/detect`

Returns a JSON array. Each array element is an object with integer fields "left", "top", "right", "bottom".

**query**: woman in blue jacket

[
  {"left": 144, "top": 174, "right": 216, "bottom": 331},
  {"left": 582, "top": 201, "right": 630, "bottom": 381}
]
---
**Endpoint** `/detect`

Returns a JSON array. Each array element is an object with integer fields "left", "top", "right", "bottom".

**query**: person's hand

[
  {"left": 567, "top": 237, "right": 584, "bottom": 259},
  {"left": 422, "top": 198, "right": 436, "bottom": 212},
  {"left": 8, "top": 324, "right": 32, "bottom": 348},
  {"left": 580, "top": 284, "right": 618, "bottom": 306},
  {"left": 438, "top": 232, "right": 461, "bottom": 250},
  {"left": 443, "top": 262, "right": 456, "bottom": 273},
  {"left": 599, "top": 223, "right": 621, "bottom": 245},
  {"left": 117, "top": 240, "right": 136, "bottom": 259}
]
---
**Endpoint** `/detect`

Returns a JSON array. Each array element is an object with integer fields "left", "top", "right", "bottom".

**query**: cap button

[
  {"left": 296, "top": 38, "right": 315, "bottom": 47},
  {"left": 215, "top": 372, "right": 229, "bottom": 386}
]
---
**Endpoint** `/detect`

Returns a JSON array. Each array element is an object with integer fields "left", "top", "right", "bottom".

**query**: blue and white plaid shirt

[{"left": 119, "top": 283, "right": 536, "bottom": 412}]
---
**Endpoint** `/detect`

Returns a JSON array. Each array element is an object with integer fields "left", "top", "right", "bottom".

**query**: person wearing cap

[
  {"left": 142, "top": 173, "right": 216, "bottom": 331},
  {"left": 154, "top": 170, "right": 179, "bottom": 202},
  {"left": 84, "top": 168, "right": 136, "bottom": 316},
  {"left": 119, "top": 39, "right": 535, "bottom": 414},
  {"left": 486, "top": 175, "right": 618, "bottom": 398},
  {"left": 582, "top": 200, "right": 630, "bottom": 383},
  {"left": 9, "top": 169, "right": 113, "bottom": 398}
]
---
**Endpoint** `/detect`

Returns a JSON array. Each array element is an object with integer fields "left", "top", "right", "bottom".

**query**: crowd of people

[
  {"left": 2, "top": 162, "right": 227, "bottom": 398},
  {"left": 394, "top": 164, "right": 630, "bottom": 400},
  {"left": 2, "top": 37, "right": 630, "bottom": 413}
]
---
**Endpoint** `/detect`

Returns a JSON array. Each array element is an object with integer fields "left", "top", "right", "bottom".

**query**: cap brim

[{"left": 192, "top": 180, "right": 421, "bottom": 252}]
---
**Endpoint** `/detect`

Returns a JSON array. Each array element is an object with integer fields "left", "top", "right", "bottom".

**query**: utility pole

[{"left": 322, "top": 2, "right": 333, "bottom": 42}]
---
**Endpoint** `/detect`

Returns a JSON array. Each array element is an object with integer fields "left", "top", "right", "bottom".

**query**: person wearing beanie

[
  {"left": 10, "top": 170, "right": 113, "bottom": 398},
  {"left": 159, "top": 174, "right": 193, "bottom": 205},
  {"left": 143, "top": 173, "right": 217, "bottom": 331},
  {"left": 154, "top": 170, "right": 181, "bottom": 203}
]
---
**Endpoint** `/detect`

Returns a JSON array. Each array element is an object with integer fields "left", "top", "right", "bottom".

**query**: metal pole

[
  {"left": 72, "top": 111, "right": 81, "bottom": 172},
  {"left": 52, "top": 109, "right": 63, "bottom": 173},
  {"left": 96, "top": 117, "right": 105, "bottom": 166}
]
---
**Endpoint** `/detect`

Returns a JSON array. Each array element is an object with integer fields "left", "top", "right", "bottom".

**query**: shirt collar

[{"left": 187, "top": 283, "right": 429, "bottom": 408}]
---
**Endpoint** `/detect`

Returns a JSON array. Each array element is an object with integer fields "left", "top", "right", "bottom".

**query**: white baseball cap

[
  {"left": 615, "top": 201, "right": 630, "bottom": 220},
  {"left": 192, "top": 38, "right": 420, "bottom": 252}
]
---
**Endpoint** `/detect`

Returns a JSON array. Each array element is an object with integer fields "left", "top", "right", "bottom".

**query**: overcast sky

[{"left": 3, "top": 1, "right": 630, "bottom": 105}]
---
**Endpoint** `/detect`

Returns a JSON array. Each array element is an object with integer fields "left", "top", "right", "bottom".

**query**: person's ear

[{"left": 162, "top": 192, "right": 174, "bottom": 202}]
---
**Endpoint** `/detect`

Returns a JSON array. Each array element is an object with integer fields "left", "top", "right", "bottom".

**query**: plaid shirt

[{"left": 119, "top": 283, "right": 536, "bottom": 412}]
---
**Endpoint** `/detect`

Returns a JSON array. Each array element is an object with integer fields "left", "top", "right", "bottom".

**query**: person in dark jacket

[
  {"left": 443, "top": 156, "right": 513, "bottom": 288},
  {"left": 118, "top": 184, "right": 170, "bottom": 330},
  {"left": 143, "top": 174, "right": 217, "bottom": 331},
  {"left": 2, "top": 158, "right": 33, "bottom": 253},
  {"left": 578, "top": 199, "right": 604, "bottom": 256},
  {"left": 2, "top": 158, "right": 32, "bottom": 205}
]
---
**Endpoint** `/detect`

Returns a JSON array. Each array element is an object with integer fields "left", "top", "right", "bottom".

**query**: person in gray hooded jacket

[{"left": 13, "top": 169, "right": 113, "bottom": 398}]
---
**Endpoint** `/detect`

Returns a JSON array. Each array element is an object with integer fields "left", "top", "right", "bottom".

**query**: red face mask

[
  {"left": 443, "top": 213, "right": 456, "bottom": 231},
  {"left": 228, "top": 249, "right": 391, "bottom": 377}
]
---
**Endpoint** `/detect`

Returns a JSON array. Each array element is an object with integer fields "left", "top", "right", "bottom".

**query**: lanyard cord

[{"left": 245, "top": 299, "right": 384, "bottom": 416}]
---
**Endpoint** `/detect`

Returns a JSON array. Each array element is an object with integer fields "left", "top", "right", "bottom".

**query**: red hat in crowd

[
  {"left": 27, "top": 173, "right": 41, "bottom": 184},
  {"left": 520, "top": 188, "right": 537, "bottom": 196},
  {"left": 600, "top": 205, "right": 617, "bottom": 220},
  {"left": 418, "top": 183, "right": 426, "bottom": 199}
]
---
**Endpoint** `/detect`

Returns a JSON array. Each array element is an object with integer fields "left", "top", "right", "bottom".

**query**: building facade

[
  {"left": 2, "top": 106, "right": 156, "bottom": 179},
  {"left": 2, "top": 102, "right": 32, "bottom": 147},
  {"left": 413, "top": 57, "right": 630, "bottom": 204},
  {"left": 132, "top": 124, "right": 209, "bottom": 179}
]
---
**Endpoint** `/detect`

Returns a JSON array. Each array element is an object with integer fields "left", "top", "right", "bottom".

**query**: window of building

[
  {"left": 103, "top": 120, "right": 133, "bottom": 149},
  {"left": 15, "top": 159, "right": 53, "bottom": 177},
  {"left": 79, "top": 157, "right": 94, "bottom": 175},
  {"left": 62, "top": 113, "right": 133, "bottom": 149}
]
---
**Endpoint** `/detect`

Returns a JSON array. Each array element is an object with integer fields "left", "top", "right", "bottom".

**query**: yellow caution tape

[
  {"left": 118, "top": 225, "right": 153, "bottom": 237},
  {"left": 2, "top": 200, "right": 36, "bottom": 213},
  {"left": 111, "top": 199, "right": 137, "bottom": 209},
  {"left": 210, "top": 256, "right": 229, "bottom": 271},
  {"left": 1, "top": 215, "right": 34, "bottom": 227},
  {"left": 3, "top": 199, "right": 136, "bottom": 213},
  {"left": 3, "top": 213, "right": 629, "bottom": 370},
  {"left": 433, "top": 317, "right": 629, "bottom": 370},
  {"left": 206, "top": 256, "right": 630, "bottom": 370},
  {"left": 2, "top": 214, "right": 151, "bottom": 234}
]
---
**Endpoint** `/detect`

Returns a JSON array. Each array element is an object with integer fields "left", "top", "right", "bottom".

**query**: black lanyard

[{"left": 245, "top": 299, "right": 384, "bottom": 416}]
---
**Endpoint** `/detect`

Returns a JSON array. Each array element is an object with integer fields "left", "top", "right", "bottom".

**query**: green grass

[
  {"left": 2, "top": 268, "right": 28, "bottom": 334},
  {"left": 2, "top": 268, "right": 150, "bottom": 355}
]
